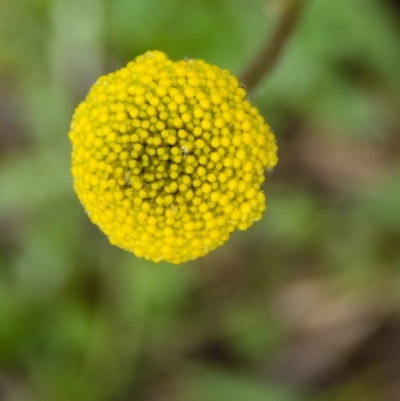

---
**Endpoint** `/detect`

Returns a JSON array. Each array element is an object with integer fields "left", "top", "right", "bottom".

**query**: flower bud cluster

[{"left": 69, "top": 51, "right": 278, "bottom": 263}]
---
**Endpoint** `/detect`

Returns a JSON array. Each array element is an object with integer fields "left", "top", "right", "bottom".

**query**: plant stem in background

[{"left": 239, "top": 0, "right": 308, "bottom": 94}]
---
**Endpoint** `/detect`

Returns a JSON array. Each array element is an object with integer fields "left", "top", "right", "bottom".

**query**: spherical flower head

[{"left": 68, "top": 50, "right": 278, "bottom": 264}]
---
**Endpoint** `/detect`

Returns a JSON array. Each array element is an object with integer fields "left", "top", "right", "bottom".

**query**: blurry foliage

[{"left": 0, "top": 0, "right": 400, "bottom": 400}]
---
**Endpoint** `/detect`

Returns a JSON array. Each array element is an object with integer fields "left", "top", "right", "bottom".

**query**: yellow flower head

[{"left": 68, "top": 51, "right": 278, "bottom": 264}]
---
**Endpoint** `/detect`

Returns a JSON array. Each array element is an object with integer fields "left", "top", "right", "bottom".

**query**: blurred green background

[{"left": 1, "top": 0, "right": 400, "bottom": 400}]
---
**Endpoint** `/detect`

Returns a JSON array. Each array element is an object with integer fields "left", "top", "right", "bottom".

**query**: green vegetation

[{"left": 0, "top": 0, "right": 399, "bottom": 400}]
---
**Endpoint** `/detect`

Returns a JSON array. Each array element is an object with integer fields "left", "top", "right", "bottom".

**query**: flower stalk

[{"left": 240, "top": 0, "right": 308, "bottom": 94}]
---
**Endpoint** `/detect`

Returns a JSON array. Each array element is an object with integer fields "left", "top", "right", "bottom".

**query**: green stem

[{"left": 239, "top": 0, "right": 308, "bottom": 94}]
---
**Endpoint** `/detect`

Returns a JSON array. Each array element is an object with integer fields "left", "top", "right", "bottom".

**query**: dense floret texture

[{"left": 69, "top": 51, "right": 278, "bottom": 264}]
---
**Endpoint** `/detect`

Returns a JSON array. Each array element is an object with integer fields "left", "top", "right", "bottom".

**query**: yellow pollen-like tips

[{"left": 68, "top": 51, "right": 278, "bottom": 264}]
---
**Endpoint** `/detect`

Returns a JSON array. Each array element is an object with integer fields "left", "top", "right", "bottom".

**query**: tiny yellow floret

[{"left": 68, "top": 50, "right": 278, "bottom": 264}]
